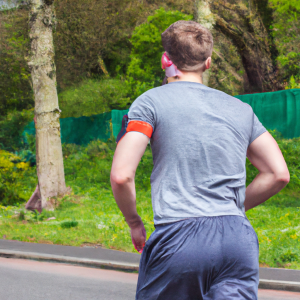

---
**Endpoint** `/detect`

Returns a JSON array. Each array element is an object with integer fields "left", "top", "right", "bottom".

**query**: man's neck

[{"left": 167, "top": 71, "right": 203, "bottom": 84}]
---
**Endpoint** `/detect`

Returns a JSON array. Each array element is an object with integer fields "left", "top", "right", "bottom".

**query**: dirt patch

[{"left": 80, "top": 242, "right": 103, "bottom": 248}]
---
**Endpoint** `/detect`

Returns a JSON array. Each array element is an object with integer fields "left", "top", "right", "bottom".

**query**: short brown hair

[{"left": 161, "top": 21, "right": 213, "bottom": 72}]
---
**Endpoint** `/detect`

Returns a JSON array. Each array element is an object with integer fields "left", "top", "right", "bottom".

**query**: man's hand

[
  {"left": 130, "top": 218, "right": 146, "bottom": 253},
  {"left": 110, "top": 131, "right": 150, "bottom": 253}
]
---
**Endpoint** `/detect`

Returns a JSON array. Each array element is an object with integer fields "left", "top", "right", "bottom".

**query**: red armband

[{"left": 126, "top": 120, "right": 153, "bottom": 138}]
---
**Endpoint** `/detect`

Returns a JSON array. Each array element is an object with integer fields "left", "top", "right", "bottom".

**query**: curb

[
  {"left": 1, "top": 249, "right": 300, "bottom": 293},
  {"left": 0, "top": 249, "right": 139, "bottom": 272},
  {"left": 259, "top": 279, "right": 300, "bottom": 293}
]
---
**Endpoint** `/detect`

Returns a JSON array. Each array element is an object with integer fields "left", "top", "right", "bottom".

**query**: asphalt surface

[
  {"left": 1, "top": 239, "right": 300, "bottom": 294},
  {"left": 1, "top": 258, "right": 300, "bottom": 300},
  {"left": 0, "top": 258, "right": 137, "bottom": 300},
  {"left": 0, "top": 239, "right": 141, "bottom": 267}
]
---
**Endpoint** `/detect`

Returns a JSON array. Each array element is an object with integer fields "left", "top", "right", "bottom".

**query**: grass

[
  {"left": 0, "top": 135, "right": 300, "bottom": 269},
  {"left": 247, "top": 194, "right": 300, "bottom": 269}
]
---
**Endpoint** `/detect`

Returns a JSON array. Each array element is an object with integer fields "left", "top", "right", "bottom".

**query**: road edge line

[
  {"left": 259, "top": 279, "right": 300, "bottom": 292},
  {"left": 0, "top": 249, "right": 139, "bottom": 272}
]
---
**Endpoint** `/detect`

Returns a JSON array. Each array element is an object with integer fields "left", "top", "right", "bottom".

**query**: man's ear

[{"left": 205, "top": 57, "right": 211, "bottom": 70}]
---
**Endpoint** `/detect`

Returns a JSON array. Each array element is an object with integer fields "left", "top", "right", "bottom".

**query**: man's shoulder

[
  {"left": 205, "top": 86, "right": 254, "bottom": 112},
  {"left": 131, "top": 85, "right": 168, "bottom": 108},
  {"left": 132, "top": 83, "right": 253, "bottom": 114}
]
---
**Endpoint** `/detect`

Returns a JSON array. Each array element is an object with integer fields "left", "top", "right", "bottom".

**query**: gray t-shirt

[{"left": 128, "top": 81, "right": 267, "bottom": 225}]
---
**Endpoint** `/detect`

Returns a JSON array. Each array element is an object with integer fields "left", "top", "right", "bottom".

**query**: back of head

[{"left": 161, "top": 21, "right": 213, "bottom": 72}]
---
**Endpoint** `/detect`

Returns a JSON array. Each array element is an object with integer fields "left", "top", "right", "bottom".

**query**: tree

[
  {"left": 195, "top": 0, "right": 215, "bottom": 86},
  {"left": 210, "top": 0, "right": 282, "bottom": 93},
  {"left": 27, "top": 0, "right": 68, "bottom": 210}
]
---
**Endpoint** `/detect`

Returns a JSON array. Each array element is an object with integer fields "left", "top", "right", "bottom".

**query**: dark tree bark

[{"left": 211, "top": 0, "right": 282, "bottom": 93}]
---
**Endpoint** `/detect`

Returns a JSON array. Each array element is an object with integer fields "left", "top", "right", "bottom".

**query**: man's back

[{"left": 129, "top": 81, "right": 266, "bottom": 224}]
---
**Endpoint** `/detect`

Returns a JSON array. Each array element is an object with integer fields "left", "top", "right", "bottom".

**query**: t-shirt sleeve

[
  {"left": 249, "top": 113, "right": 267, "bottom": 145},
  {"left": 127, "top": 95, "right": 156, "bottom": 138}
]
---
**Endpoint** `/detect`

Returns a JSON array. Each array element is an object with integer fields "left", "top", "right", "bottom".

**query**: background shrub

[
  {"left": 0, "top": 109, "right": 33, "bottom": 152},
  {"left": 59, "top": 78, "right": 130, "bottom": 118},
  {"left": 0, "top": 150, "right": 31, "bottom": 205},
  {"left": 125, "top": 8, "right": 193, "bottom": 99},
  {"left": 0, "top": 6, "right": 33, "bottom": 116}
]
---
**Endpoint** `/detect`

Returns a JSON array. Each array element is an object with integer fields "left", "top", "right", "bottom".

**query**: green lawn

[{"left": 0, "top": 137, "right": 300, "bottom": 269}]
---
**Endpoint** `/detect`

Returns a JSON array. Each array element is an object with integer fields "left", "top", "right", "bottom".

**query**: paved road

[{"left": 0, "top": 258, "right": 299, "bottom": 300}]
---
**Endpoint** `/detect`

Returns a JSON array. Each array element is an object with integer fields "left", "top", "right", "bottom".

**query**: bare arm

[
  {"left": 245, "top": 131, "right": 290, "bottom": 211},
  {"left": 110, "top": 132, "right": 149, "bottom": 252}
]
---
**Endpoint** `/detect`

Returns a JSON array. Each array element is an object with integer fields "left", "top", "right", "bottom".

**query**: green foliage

[
  {"left": 269, "top": 0, "right": 300, "bottom": 80},
  {"left": 14, "top": 149, "right": 36, "bottom": 166},
  {"left": 0, "top": 150, "right": 31, "bottom": 206},
  {"left": 285, "top": 75, "right": 300, "bottom": 90},
  {"left": 0, "top": 7, "right": 33, "bottom": 116},
  {"left": 53, "top": 0, "right": 167, "bottom": 90},
  {"left": 27, "top": 210, "right": 53, "bottom": 222},
  {"left": 0, "top": 0, "right": 194, "bottom": 116},
  {"left": 0, "top": 109, "right": 34, "bottom": 152},
  {"left": 85, "top": 140, "right": 110, "bottom": 158},
  {"left": 59, "top": 78, "right": 130, "bottom": 118},
  {"left": 61, "top": 219, "right": 78, "bottom": 229},
  {"left": 279, "top": 250, "right": 299, "bottom": 263},
  {"left": 62, "top": 143, "right": 82, "bottom": 157},
  {"left": 23, "top": 132, "right": 36, "bottom": 154},
  {"left": 62, "top": 140, "right": 114, "bottom": 189},
  {"left": 269, "top": 0, "right": 300, "bottom": 14},
  {"left": 125, "top": 8, "right": 193, "bottom": 99},
  {"left": 64, "top": 138, "right": 152, "bottom": 195}
]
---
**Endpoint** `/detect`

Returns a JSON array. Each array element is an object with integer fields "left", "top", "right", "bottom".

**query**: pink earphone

[{"left": 161, "top": 52, "right": 182, "bottom": 78}]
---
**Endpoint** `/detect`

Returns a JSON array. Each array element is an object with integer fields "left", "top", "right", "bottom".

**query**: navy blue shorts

[{"left": 136, "top": 216, "right": 259, "bottom": 300}]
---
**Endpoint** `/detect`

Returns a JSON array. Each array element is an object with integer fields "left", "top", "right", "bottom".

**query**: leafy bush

[
  {"left": 269, "top": 0, "right": 300, "bottom": 80},
  {"left": 0, "top": 150, "right": 30, "bottom": 205},
  {"left": 0, "top": 109, "right": 33, "bottom": 152},
  {"left": 62, "top": 143, "right": 82, "bottom": 157},
  {"left": 14, "top": 149, "right": 36, "bottom": 166},
  {"left": 62, "top": 138, "right": 152, "bottom": 191},
  {"left": 59, "top": 78, "right": 130, "bottom": 118},
  {"left": 125, "top": 8, "right": 193, "bottom": 99},
  {"left": 0, "top": 6, "right": 33, "bottom": 116},
  {"left": 285, "top": 75, "right": 300, "bottom": 90},
  {"left": 85, "top": 140, "right": 111, "bottom": 158},
  {"left": 279, "top": 250, "right": 299, "bottom": 263}
]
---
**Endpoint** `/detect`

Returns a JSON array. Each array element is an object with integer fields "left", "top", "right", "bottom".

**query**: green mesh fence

[
  {"left": 235, "top": 89, "right": 300, "bottom": 139},
  {"left": 111, "top": 109, "right": 129, "bottom": 138},
  {"left": 23, "top": 89, "right": 300, "bottom": 145},
  {"left": 22, "top": 109, "right": 129, "bottom": 145}
]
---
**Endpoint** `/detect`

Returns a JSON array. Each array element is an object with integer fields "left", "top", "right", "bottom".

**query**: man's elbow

[
  {"left": 275, "top": 169, "right": 290, "bottom": 186},
  {"left": 110, "top": 172, "right": 133, "bottom": 186}
]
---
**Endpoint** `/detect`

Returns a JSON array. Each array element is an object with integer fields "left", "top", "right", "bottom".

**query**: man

[{"left": 110, "top": 21, "right": 289, "bottom": 300}]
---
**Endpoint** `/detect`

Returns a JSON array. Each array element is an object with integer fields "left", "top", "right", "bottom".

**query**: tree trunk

[
  {"left": 210, "top": 0, "right": 282, "bottom": 93},
  {"left": 195, "top": 0, "right": 215, "bottom": 86},
  {"left": 27, "top": 0, "right": 68, "bottom": 209}
]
